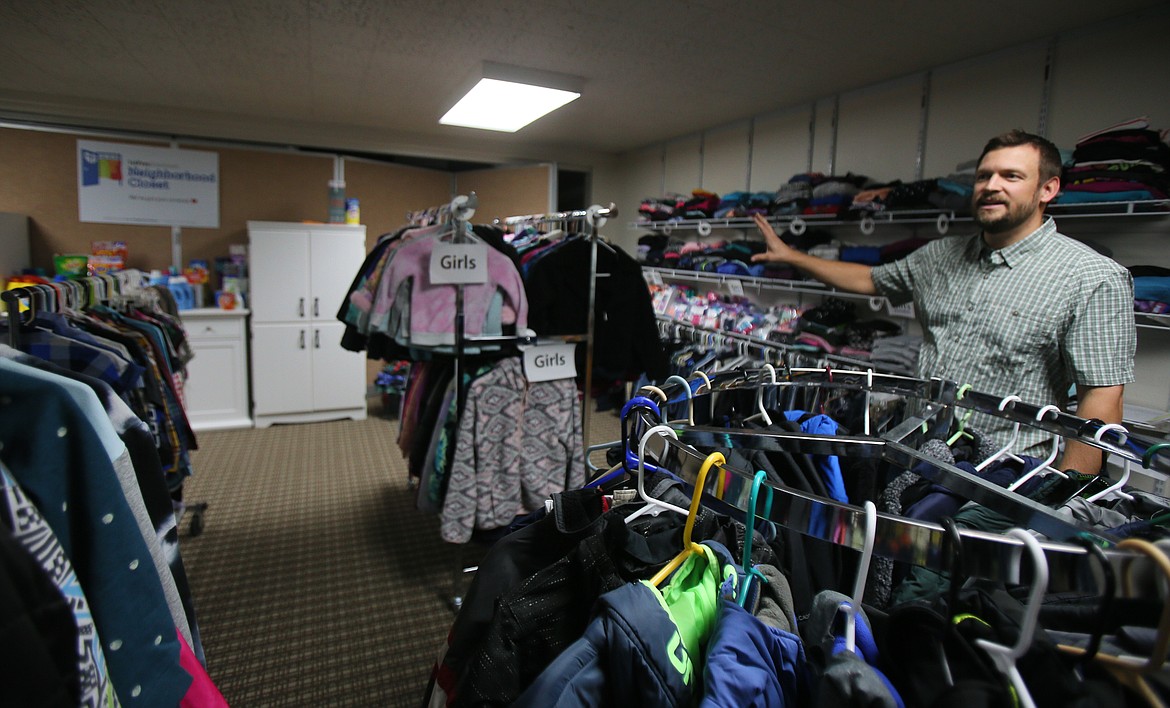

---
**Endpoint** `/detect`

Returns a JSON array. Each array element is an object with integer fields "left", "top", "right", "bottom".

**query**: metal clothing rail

[
  {"left": 499, "top": 203, "right": 618, "bottom": 226},
  {"left": 638, "top": 367, "right": 1140, "bottom": 542},
  {"left": 656, "top": 316, "right": 890, "bottom": 374},
  {"left": 642, "top": 423, "right": 1109, "bottom": 590},
  {"left": 628, "top": 372, "right": 1151, "bottom": 591}
]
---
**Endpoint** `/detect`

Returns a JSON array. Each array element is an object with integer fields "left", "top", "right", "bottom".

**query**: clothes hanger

[
  {"left": 585, "top": 396, "right": 662, "bottom": 488},
  {"left": 639, "top": 385, "right": 669, "bottom": 420},
  {"left": 624, "top": 424, "right": 689, "bottom": 525},
  {"left": 1086, "top": 538, "right": 1170, "bottom": 708},
  {"left": 973, "top": 395, "right": 1024, "bottom": 471},
  {"left": 743, "top": 363, "right": 777, "bottom": 426},
  {"left": 691, "top": 369, "right": 714, "bottom": 422},
  {"left": 1055, "top": 537, "right": 1116, "bottom": 665},
  {"left": 941, "top": 516, "right": 966, "bottom": 623},
  {"left": 946, "top": 383, "right": 976, "bottom": 445},
  {"left": 649, "top": 451, "right": 725, "bottom": 585},
  {"left": 842, "top": 499, "right": 877, "bottom": 653},
  {"left": 1085, "top": 424, "right": 1134, "bottom": 503},
  {"left": 1007, "top": 404, "right": 1066, "bottom": 491},
  {"left": 661, "top": 375, "right": 695, "bottom": 425},
  {"left": 973, "top": 528, "right": 1048, "bottom": 708},
  {"left": 737, "top": 470, "right": 773, "bottom": 608}
]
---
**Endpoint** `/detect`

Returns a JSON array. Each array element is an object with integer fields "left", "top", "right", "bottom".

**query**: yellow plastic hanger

[{"left": 650, "top": 451, "right": 725, "bottom": 586}]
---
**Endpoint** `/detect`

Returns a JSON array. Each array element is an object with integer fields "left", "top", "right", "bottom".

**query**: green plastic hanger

[{"left": 737, "top": 470, "right": 774, "bottom": 608}]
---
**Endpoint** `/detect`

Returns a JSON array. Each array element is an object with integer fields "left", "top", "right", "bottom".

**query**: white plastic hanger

[
  {"left": 974, "top": 528, "right": 1048, "bottom": 708},
  {"left": 1007, "top": 404, "right": 1065, "bottom": 492},
  {"left": 843, "top": 500, "right": 877, "bottom": 653},
  {"left": 744, "top": 363, "right": 778, "bottom": 426},
  {"left": 974, "top": 395, "right": 1023, "bottom": 471},
  {"left": 662, "top": 375, "right": 696, "bottom": 425},
  {"left": 624, "top": 424, "right": 689, "bottom": 524},
  {"left": 1086, "top": 424, "right": 1135, "bottom": 503}
]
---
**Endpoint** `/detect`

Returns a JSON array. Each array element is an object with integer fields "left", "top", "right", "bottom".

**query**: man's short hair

[{"left": 979, "top": 130, "right": 1063, "bottom": 183}]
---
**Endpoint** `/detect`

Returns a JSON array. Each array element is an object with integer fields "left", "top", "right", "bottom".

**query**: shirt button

[{"left": 982, "top": 274, "right": 989, "bottom": 280}]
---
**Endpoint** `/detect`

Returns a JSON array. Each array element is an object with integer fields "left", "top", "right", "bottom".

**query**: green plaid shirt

[{"left": 872, "top": 217, "right": 1135, "bottom": 454}]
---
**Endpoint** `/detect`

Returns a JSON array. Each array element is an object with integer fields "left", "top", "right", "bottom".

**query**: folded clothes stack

[{"left": 1056, "top": 117, "right": 1170, "bottom": 205}]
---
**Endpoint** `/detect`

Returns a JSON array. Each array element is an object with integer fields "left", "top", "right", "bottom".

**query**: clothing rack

[
  {"left": 2, "top": 269, "right": 148, "bottom": 348},
  {"left": 657, "top": 315, "right": 886, "bottom": 373},
  {"left": 630, "top": 368, "right": 1149, "bottom": 589},
  {"left": 497, "top": 203, "right": 618, "bottom": 449}
]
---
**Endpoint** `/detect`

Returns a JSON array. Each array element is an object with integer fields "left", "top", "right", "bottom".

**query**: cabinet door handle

[
  {"left": 298, "top": 298, "right": 305, "bottom": 317},
  {"left": 314, "top": 329, "right": 320, "bottom": 348},
  {"left": 313, "top": 297, "right": 319, "bottom": 317},
  {"left": 299, "top": 330, "right": 306, "bottom": 349}
]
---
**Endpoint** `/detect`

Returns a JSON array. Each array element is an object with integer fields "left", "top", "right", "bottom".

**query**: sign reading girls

[{"left": 77, "top": 139, "right": 220, "bottom": 228}]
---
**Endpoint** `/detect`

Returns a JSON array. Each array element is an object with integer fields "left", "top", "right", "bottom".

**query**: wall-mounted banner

[{"left": 77, "top": 139, "right": 220, "bottom": 228}]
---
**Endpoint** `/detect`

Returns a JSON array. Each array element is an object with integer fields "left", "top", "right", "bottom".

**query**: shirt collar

[{"left": 976, "top": 217, "right": 1055, "bottom": 268}]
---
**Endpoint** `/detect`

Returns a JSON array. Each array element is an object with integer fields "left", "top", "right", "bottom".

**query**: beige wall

[
  {"left": 455, "top": 164, "right": 553, "bottom": 223},
  {"left": 601, "top": 7, "right": 1170, "bottom": 411},
  {"left": 0, "top": 126, "right": 458, "bottom": 274}
]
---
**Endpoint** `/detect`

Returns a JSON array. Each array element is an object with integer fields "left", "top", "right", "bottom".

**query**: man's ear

[{"left": 1038, "top": 176, "right": 1061, "bottom": 205}]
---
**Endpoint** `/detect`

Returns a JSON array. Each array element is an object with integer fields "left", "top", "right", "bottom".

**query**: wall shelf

[
  {"left": 633, "top": 200, "right": 1169, "bottom": 237},
  {"left": 643, "top": 266, "right": 909, "bottom": 318}
]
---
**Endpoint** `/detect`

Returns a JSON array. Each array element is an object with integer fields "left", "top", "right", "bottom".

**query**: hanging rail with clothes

[
  {"left": 494, "top": 204, "right": 618, "bottom": 446},
  {"left": 425, "top": 366, "right": 1170, "bottom": 708},
  {"left": 630, "top": 367, "right": 1142, "bottom": 550}
]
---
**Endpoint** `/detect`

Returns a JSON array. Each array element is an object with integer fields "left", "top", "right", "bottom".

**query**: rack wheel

[{"left": 189, "top": 509, "right": 204, "bottom": 537}]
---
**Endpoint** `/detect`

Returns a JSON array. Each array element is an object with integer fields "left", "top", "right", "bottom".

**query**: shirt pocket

[{"left": 983, "top": 304, "right": 1060, "bottom": 373}]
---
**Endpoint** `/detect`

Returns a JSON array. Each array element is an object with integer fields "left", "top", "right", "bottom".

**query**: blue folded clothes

[
  {"left": 839, "top": 246, "right": 883, "bottom": 265},
  {"left": 1134, "top": 276, "right": 1170, "bottom": 304}
]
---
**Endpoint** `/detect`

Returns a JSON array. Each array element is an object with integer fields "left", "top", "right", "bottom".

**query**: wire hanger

[
  {"left": 649, "top": 451, "right": 725, "bottom": 585},
  {"left": 624, "top": 424, "right": 689, "bottom": 525},
  {"left": 973, "top": 528, "right": 1048, "bottom": 708}
]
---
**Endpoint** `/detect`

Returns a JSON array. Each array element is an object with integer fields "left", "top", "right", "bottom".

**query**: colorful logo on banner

[{"left": 80, "top": 149, "right": 124, "bottom": 186}]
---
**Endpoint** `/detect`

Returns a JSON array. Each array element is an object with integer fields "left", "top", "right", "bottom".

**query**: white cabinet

[
  {"left": 182, "top": 308, "right": 252, "bottom": 431},
  {"left": 247, "top": 221, "right": 368, "bottom": 428}
]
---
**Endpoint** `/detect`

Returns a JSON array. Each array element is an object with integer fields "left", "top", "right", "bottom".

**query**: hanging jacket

[
  {"left": 440, "top": 357, "right": 583, "bottom": 544},
  {"left": 525, "top": 237, "right": 669, "bottom": 382},
  {"left": 509, "top": 581, "right": 693, "bottom": 708},
  {"left": 700, "top": 597, "right": 811, "bottom": 707},
  {"left": 784, "top": 410, "right": 848, "bottom": 503},
  {"left": 803, "top": 590, "right": 905, "bottom": 708},
  {"left": 511, "top": 541, "right": 739, "bottom": 708},
  {"left": 370, "top": 228, "right": 528, "bottom": 347}
]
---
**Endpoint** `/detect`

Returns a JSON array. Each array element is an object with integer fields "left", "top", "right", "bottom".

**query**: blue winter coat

[
  {"left": 511, "top": 581, "right": 694, "bottom": 707},
  {"left": 700, "top": 598, "right": 811, "bottom": 707}
]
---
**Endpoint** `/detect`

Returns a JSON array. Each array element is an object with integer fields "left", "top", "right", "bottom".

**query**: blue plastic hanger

[
  {"left": 737, "top": 470, "right": 774, "bottom": 607},
  {"left": 584, "top": 396, "right": 663, "bottom": 489}
]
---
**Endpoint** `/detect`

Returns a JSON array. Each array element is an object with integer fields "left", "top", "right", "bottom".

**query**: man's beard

[{"left": 972, "top": 194, "right": 1039, "bottom": 234}]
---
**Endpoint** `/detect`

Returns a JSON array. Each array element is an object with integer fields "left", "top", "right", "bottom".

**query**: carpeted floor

[{"left": 179, "top": 400, "right": 622, "bottom": 706}]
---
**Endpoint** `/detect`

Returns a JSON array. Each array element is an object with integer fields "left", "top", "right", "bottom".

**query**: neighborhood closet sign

[{"left": 77, "top": 139, "right": 220, "bottom": 227}]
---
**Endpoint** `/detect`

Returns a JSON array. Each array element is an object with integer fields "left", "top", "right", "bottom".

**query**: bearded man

[{"left": 751, "top": 130, "right": 1135, "bottom": 473}]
